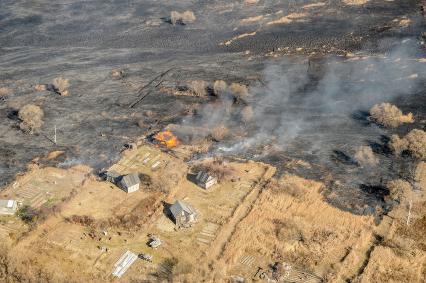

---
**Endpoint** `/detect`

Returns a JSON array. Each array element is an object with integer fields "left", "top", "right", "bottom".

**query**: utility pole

[
  {"left": 54, "top": 125, "right": 57, "bottom": 145},
  {"left": 406, "top": 200, "right": 412, "bottom": 226}
]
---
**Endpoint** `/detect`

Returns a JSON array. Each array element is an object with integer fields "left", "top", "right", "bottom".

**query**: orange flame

[{"left": 154, "top": 131, "right": 180, "bottom": 148}]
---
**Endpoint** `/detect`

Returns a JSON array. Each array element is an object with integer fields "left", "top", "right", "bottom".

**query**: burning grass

[
  {"left": 369, "top": 103, "right": 414, "bottom": 128},
  {"left": 18, "top": 104, "right": 44, "bottom": 134},
  {"left": 153, "top": 130, "right": 180, "bottom": 148},
  {"left": 390, "top": 129, "right": 426, "bottom": 160}
]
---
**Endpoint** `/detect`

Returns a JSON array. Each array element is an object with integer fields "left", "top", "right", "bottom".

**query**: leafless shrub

[
  {"left": 170, "top": 10, "right": 196, "bottom": 25},
  {"left": 189, "top": 80, "right": 208, "bottom": 96},
  {"left": 414, "top": 161, "right": 425, "bottom": 184},
  {"left": 18, "top": 104, "right": 44, "bottom": 134},
  {"left": 65, "top": 215, "right": 96, "bottom": 227},
  {"left": 52, "top": 77, "right": 70, "bottom": 96},
  {"left": 387, "top": 179, "right": 412, "bottom": 201},
  {"left": 390, "top": 129, "right": 426, "bottom": 159},
  {"left": 111, "top": 69, "right": 124, "bottom": 79},
  {"left": 213, "top": 80, "right": 227, "bottom": 97},
  {"left": 193, "top": 158, "right": 235, "bottom": 181},
  {"left": 241, "top": 106, "right": 253, "bottom": 123},
  {"left": 144, "top": 110, "right": 155, "bottom": 118},
  {"left": 137, "top": 119, "right": 145, "bottom": 128},
  {"left": 229, "top": 83, "right": 249, "bottom": 101},
  {"left": 369, "top": 103, "right": 414, "bottom": 128},
  {"left": 354, "top": 146, "right": 379, "bottom": 167},
  {"left": 211, "top": 125, "right": 229, "bottom": 141}
]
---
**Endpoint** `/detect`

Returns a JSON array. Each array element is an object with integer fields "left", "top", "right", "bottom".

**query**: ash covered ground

[{"left": 0, "top": 0, "right": 425, "bottom": 216}]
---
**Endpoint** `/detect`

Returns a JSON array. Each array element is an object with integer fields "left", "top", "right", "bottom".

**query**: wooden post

[
  {"left": 406, "top": 200, "right": 412, "bottom": 226},
  {"left": 54, "top": 125, "right": 57, "bottom": 144}
]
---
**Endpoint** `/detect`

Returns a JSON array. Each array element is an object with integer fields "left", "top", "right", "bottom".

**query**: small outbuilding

[
  {"left": 169, "top": 200, "right": 197, "bottom": 228},
  {"left": 117, "top": 173, "right": 140, "bottom": 193},
  {"left": 102, "top": 170, "right": 121, "bottom": 183},
  {"left": 195, "top": 171, "right": 217, "bottom": 190},
  {"left": 0, "top": 200, "right": 18, "bottom": 215}
]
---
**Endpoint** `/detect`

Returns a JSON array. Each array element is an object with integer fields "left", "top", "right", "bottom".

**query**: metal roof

[
  {"left": 119, "top": 173, "right": 140, "bottom": 188},
  {"left": 169, "top": 200, "right": 196, "bottom": 218},
  {"left": 112, "top": 250, "right": 138, "bottom": 278},
  {"left": 196, "top": 171, "right": 216, "bottom": 184}
]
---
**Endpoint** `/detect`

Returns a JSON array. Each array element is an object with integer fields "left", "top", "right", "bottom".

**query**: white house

[{"left": 195, "top": 171, "right": 217, "bottom": 189}]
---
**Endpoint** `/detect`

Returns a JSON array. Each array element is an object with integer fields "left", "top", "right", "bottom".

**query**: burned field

[{"left": 0, "top": 0, "right": 426, "bottom": 282}]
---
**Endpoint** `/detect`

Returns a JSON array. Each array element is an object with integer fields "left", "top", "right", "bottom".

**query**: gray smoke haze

[{"left": 194, "top": 39, "right": 426, "bottom": 158}]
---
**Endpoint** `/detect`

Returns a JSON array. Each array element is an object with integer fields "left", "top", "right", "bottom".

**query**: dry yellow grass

[
  {"left": 354, "top": 146, "right": 379, "bottom": 167},
  {"left": 266, "top": 13, "right": 307, "bottom": 25},
  {"left": 241, "top": 15, "right": 263, "bottom": 24},
  {"left": 18, "top": 104, "right": 44, "bottom": 134},
  {"left": 369, "top": 103, "right": 414, "bottom": 128},
  {"left": 342, "top": 0, "right": 369, "bottom": 5},
  {"left": 170, "top": 10, "right": 196, "bottom": 25},
  {"left": 223, "top": 31, "right": 257, "bottom": 46}
]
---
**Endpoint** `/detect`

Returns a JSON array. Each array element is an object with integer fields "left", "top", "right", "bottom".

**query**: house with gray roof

[
  {"left": 195, "top": 171, "right": 217, "bottom": 190},
  {"left": 117, "top": 173, "right": 140, "bottom": 193},
  {"left": 169, "top": 200, "right": 197, "bottom": 227}
]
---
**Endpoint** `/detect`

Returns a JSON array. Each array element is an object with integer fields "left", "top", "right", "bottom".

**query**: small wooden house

[
  {"left": 117, "top": 173, "right": 140, "bottom": 193},
  {"left": 169, "top": 200, "right": 197, "bottom": 227},
  {"left": 195, "top": 171, "right": 217, "bottom": 190}
]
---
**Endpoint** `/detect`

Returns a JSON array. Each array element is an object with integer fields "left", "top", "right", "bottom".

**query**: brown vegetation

[
  {"left": 211, "top": 125, "right": 229, "bottom": 141},
  {"left": 18, "top": 104, "right": 44, "bottom": 134},
  {"left": 52, "top": 77, "right": 70, "bottom": 96},
  {"left": 229, "top": 83, "right": 249, "bottom": 100},
  {"left": 193, "top": 158, "right": 235, "bottom": 181},
  {"left": 189, "top": 80, "right": 208, "bottom": 97},
  {"left": 354, "top": 146, "right": 379, "bottom": 167},
  {"left": 111, "top": 69, "right": 124, "bottom": 79},
  {"left": 414, "top": 161, "right": 426, "bottom": 190},
  {"left": 213, "top": 80, "right": 227, "bottom": 97},
  {"left": 390, "top": 129, "right": 426, "bottom": 159},
  {"left": 386, "top": 179, "right": 412, "bottom": 201},
  {"left": 170, "top": 10, "right": 196, "bottom": 25},
  {"left": 241, "top": 106, "right": 254, "bottom": 123},
  {"left": 369, "top": 103, "right": 414, "bottom": 128},
  {"left": 0, "top": 87, "right": 10, "bottom": 97}
]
